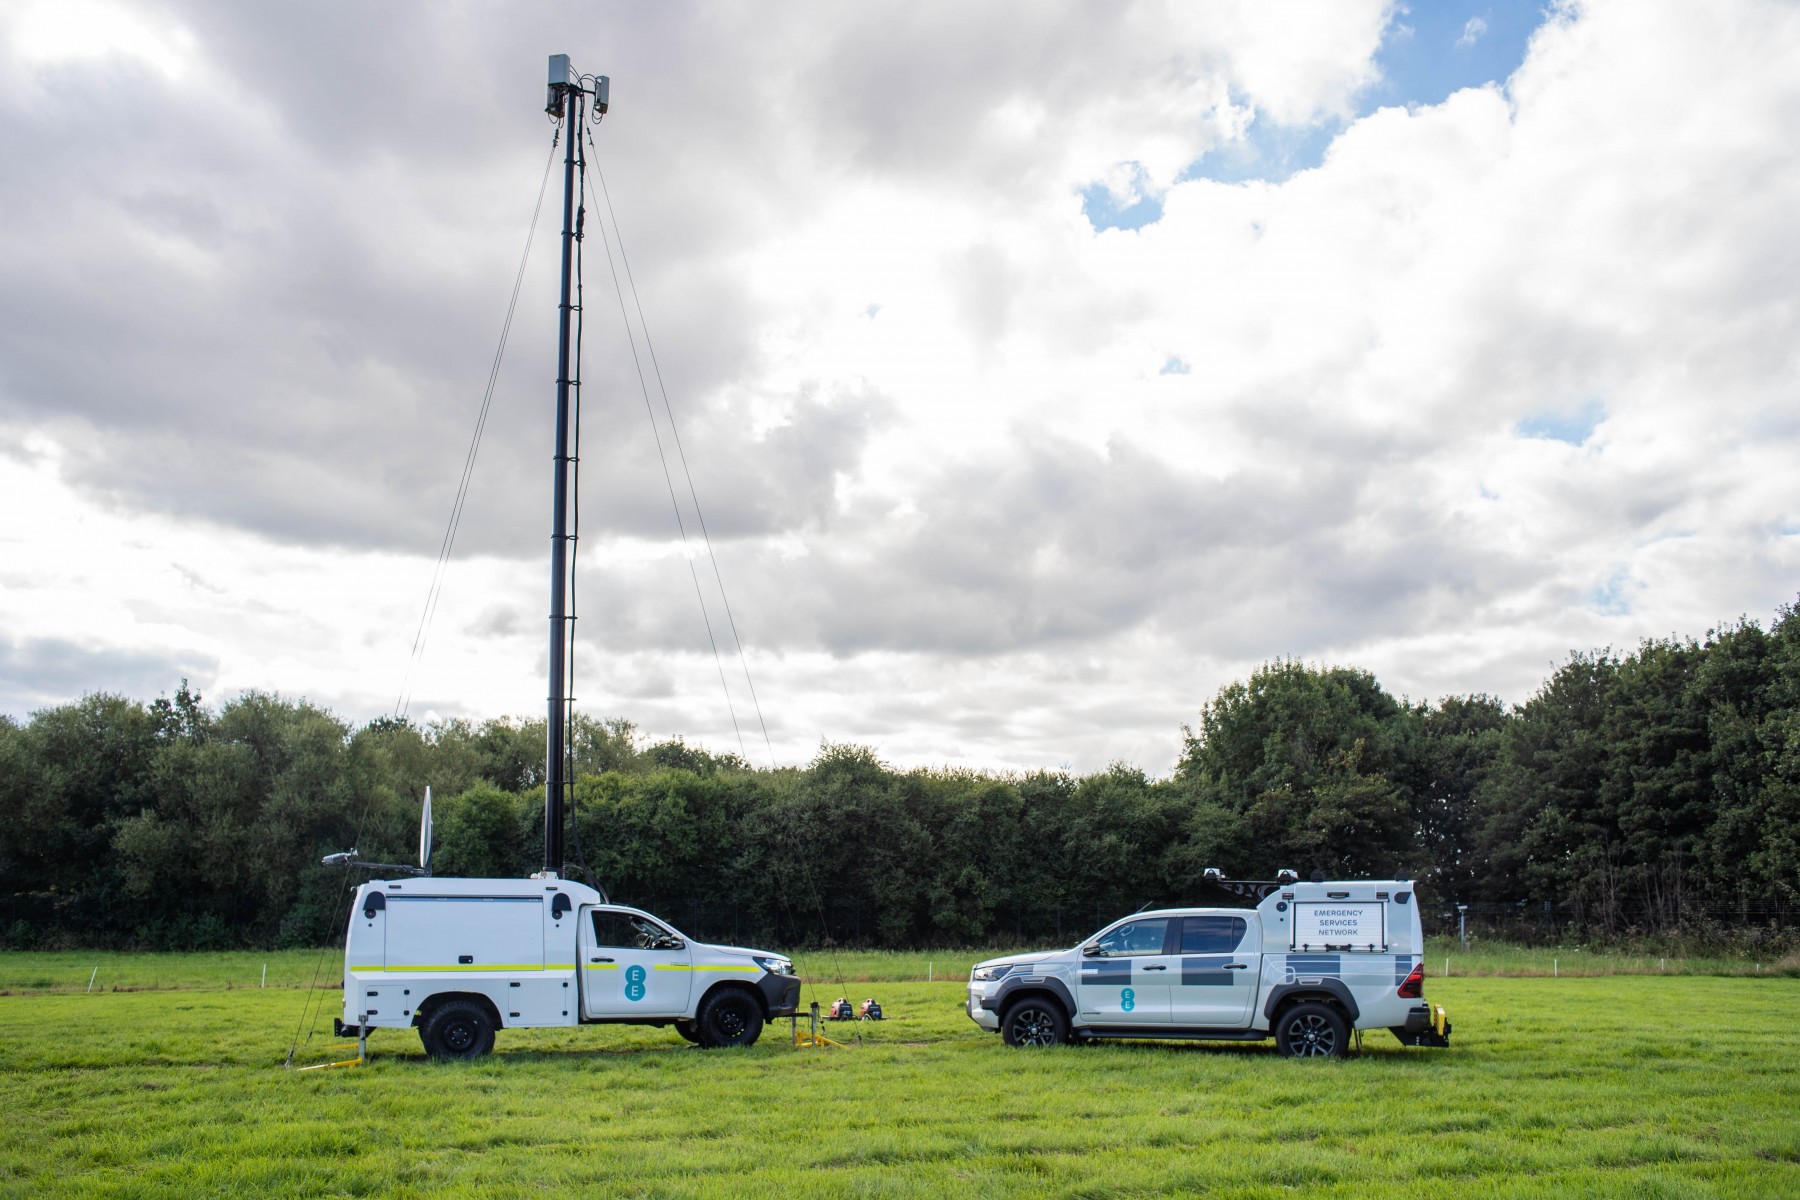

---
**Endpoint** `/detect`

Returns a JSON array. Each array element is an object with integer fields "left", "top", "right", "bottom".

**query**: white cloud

[
  {"left": 1459, "top": 15, "right": 1491, "bottom": 47},
  {"left": 1, "top": 0, "right": 1797, "bottom": 773},
  {"left": 10, "top": 0, "right": 197, "bottom": 81}
]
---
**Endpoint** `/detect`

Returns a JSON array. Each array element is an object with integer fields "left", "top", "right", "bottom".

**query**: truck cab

[
  {"left": 337, "top": 876, "right": 801, "bottom": 1058},
  {"left": 966, "top": 877, "right": 1451, "bottom": 1057}
]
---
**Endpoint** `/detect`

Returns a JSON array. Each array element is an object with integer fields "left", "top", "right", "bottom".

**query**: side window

[
  {"left": 591, "top": 910, "right": 637, "bottom": 949},
  {"left": 1179, "top": 915, "right": 1248, "bottom": 954},
  {"left": 592, "top": 909, "right": 683, "bottom": 951},
  {"left": 626, "top": 914, "right": 682, "bottom": 951},
  {"left": 1095, "top": 918, "right": 1170, "bottom": 957}
]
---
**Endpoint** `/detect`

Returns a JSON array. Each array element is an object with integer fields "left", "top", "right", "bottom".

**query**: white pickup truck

[
  {"left": 333, "top": 876, "right": 802, "bottom": 1057},
  {"left": 967, "top": 876, "right": 1451, "bottom": 1057}
]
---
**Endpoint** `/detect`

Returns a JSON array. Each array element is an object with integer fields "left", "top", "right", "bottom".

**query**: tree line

[{"left": 3, "top": 600, "right": 1797, "bottom": 951}]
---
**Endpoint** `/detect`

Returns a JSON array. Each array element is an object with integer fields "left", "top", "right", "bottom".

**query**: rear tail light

[{"left": 1398, "top": 962, "right": 1424, "bottom": 998}]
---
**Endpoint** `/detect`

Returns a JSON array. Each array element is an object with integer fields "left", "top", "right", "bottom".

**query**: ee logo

[
  {"left": 624, "top": 964, "right": 647, "bottom": 1002},
  {"left": 1120, "top": 987, "right": 1136, "bottom": 1012}
]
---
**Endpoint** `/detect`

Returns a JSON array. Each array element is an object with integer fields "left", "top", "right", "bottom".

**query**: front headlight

[
  {"left": 753, "top": 955, "right": 794, "bottom": 976},
  {"left": 970, "top": 963, "right": 1015, "bottom": 983}
]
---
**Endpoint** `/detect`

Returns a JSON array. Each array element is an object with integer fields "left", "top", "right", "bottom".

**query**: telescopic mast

[{"left": 542, "top": 54, "right": 608, "bottom": 877}]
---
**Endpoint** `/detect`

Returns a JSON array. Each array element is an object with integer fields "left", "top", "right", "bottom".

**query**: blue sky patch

[
  {"left": 1179, "top": 118, "right": 1343, "bottom": 186},
  {"left": 1160, "top": 356, "right": 1191, "bottom": 375},
  {"left": 1517, "top": 397, "right": 1605, "bottom": 445},
  {"left": 1588, "top": 570, "right": 1635, "bottom": 616},
  {"left": 1081, "top": 166, "right": 1164, "bottom": 231},
  {"left": 1181, "top": 0, "right": 1551, "bottom": 185},
  {"left": 1373, "top": 1, "right": 1549, "bottom": 111}
]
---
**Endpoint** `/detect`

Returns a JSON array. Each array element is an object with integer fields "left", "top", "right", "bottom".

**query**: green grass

[
  {"left": 1418, "top": 938, "right": 1800, "bottom": 979},
  {"left": 3, "top": 964, "right": 1798, "bottom": 1197},
  {"left": 0, "top": 949, "right": 333, "bottom": 994},
  {"left": 5, "top": 939, "right": 1795, "bottom": 996},
  {"left": 0, "top": 950, "right": 990, "bottom": 995}
]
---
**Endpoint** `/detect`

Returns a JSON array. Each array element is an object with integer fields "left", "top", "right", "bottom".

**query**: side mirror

[
  {"left": 656, "top": 937, "right": 685, "bottom": 951},
  {"left": 1081, "top": 943, "right": 1103, "bottom": 958}
]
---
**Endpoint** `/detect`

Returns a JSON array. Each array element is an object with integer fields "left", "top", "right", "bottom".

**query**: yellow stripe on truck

[
  {"left": 379, "top": 964, "right": 568, "bottom": 973},
  {"left": 542, "top": 962, "right": 758, "bottom": 973}
]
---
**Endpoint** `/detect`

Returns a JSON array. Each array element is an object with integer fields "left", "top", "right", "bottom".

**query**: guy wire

[
  {"left": 586, "top": 130, "right": 778, "bottom": 771},
  {"left": 288, "top": 127, "right": 559, "bottom": 1067},
  {"left": 578, "top": 134, "right": 749, "bottom": 763},
  {"left": 395, "top": 130, "right": 561, "bottom": 720}
]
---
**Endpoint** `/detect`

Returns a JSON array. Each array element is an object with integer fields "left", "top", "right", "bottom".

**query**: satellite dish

[{"left": 419, "top": 786, "right": 434, "bottom": 876}]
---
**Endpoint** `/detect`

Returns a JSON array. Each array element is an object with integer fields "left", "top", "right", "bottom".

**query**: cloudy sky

[{"left": 2, "top": 0, "right": 1796, "bottom": 773}]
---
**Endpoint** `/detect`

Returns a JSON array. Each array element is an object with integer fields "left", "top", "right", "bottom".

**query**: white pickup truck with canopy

[
  {"left": 336, "top": 876, "right": 801, "bottom": 1058},
  {"left": 966, "top": 873, "right": 1452, "bottom": 1057}
]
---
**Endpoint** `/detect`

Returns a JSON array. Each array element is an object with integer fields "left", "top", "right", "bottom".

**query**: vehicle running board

[{"left": 1075, "top": 1027, "right": 1269, "bottom": 1042}]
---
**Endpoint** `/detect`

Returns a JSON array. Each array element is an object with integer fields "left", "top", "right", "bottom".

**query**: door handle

[
  {"left": 590, "top": 957, "right": 614, "bottom": 963},
  {"left": 1142, "top": 964, "right": 1167, "bottom": 971},
  {"left": 1225, "top": 963, "right": 1249, "bottom": 969}
]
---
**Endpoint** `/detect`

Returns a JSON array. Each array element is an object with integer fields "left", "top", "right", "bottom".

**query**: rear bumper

[{"left": 1390, "top": 1004, "right": 1452, "bottom": 1047}]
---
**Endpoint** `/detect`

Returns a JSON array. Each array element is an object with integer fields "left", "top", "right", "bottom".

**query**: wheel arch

[
  {"left": 414, "top": 990, "right": 504, "bottom": 1030},
  {"left": 990, "top": 975, "right": 1076, "bottom": 1019},
  {"left": 1264, "top": 981, "right": 1359, "bottom": 1026},
  {"left": 999, "top": 985, "right": 1072, "bottom": 1024},
  {"left": 699, "top": 978, "right": 766, "bottom": 1018}
]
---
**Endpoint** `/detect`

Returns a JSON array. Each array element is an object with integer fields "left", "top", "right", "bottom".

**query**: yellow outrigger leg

[
  {"left": 790, "top": 1002, "right": 846, "bottom": 1049},
  {"left": 295, "top": 1024, "right": 369, "bottom": 1070}
]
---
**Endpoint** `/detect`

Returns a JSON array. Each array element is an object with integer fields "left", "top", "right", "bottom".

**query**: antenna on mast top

[
  {"left": 545, "top": 54, "right": 574, "bottom": 116},
  {"left": 546, "top": 54, "right": 609, "bottom": 119}
]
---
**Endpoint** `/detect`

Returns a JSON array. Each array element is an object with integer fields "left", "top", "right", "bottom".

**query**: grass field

[
  {"left": 5, "top": 937, "right": 1796, "bottom": 996},
  {"left": 3, "top": 956, "right": 1798, "bottom": 1197}
]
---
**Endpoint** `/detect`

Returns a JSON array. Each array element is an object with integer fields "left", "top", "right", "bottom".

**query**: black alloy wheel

[
  {"left": 1275, "top": 1001, "right": 1348, "bottom": 1059},
  {"left": 1002, "top": 999, "right": 1068, "bottom": 1047},
  {"left": 421, "top": 999, "right": 496, "bottom": 1061},
  {"left": 697, "top": 988, "right": 764, "bottom": 1048}
]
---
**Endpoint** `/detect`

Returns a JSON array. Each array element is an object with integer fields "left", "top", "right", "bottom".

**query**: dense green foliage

[
  {"left": 3, "top": 602, "right": 1798, "bottom": 950},
  {"left": 3, "top": 972, "right": 1799, "bottom": 1197}
]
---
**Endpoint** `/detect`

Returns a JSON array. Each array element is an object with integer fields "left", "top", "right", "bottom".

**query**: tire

[
  {"left": 696, "top": 987, "right": 764, "bottom": 1048},
  {"left": 1275, "top": 1001, "right": 1349, "bottom": 1059},
  {"left": 673, "top": 1020, "right": 701, "bottom": 1044},
  {"left": 1001, "top": 997, "right": 1068, "bottom": 1047},
  {"left": 420, "top": 999, "right": 496, "bottom": 1061}
]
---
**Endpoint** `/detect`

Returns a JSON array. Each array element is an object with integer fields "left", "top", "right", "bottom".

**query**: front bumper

[
  {"left": 759, "top": 971, "right": 802, "bottom": 1017},
  {"left": 966, "top": 986, "right": 1000, "bottom": 1031}
]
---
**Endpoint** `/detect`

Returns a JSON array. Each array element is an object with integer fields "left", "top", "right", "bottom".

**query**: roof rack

[{"left": 1198, "top": 867, "right": 1300, "bottom": 901}]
